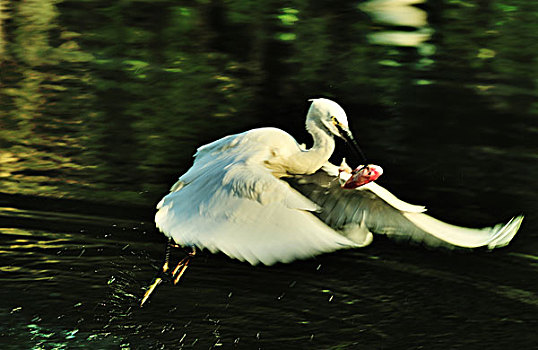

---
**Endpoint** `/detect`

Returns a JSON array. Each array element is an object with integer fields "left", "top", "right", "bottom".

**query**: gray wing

[{"left": 285, "top": 170, "right": 523, "bottom": 250}]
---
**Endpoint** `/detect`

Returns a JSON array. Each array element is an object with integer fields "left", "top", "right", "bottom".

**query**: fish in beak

[{"left": 342, "top": 164, "right": 383, "bottom": 189}]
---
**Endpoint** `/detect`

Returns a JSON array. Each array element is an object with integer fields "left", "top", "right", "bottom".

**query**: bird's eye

[{"left": 331, "top": 116, "right": 338, "bottom": 125}]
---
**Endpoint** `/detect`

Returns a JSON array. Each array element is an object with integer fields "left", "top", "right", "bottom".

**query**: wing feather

[
  {"left": 156, "top": 134, "right": 358, "bottom": 265},
  {"left": 286, "top": 168, "right": 523, "bottom": 250}
]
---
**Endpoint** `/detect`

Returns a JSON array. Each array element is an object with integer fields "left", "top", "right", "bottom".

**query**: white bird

[{"left": 140, "top": 98, "right": 524, "bottom": 305}]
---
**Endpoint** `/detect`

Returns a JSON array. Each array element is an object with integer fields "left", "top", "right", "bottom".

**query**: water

[{"left": 1, "top": 0, "right": 537, "bottom": 348}]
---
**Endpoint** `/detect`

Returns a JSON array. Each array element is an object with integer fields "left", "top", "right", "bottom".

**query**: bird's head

[
  {"left": 307, "top": 98, "right": 350, "bottom": 138},
  {"left": 307, "top": 98, "right": 367, "bottom": 164}
]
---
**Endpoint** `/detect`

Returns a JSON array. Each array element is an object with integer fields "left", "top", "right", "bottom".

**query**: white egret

[{"left": 140, "top": 98, "right": 524, "bottom": 306}]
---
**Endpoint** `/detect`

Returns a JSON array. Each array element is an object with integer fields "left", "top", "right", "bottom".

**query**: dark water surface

[{"left": 1, "top": 0, "right": 537, "bottom": 349}]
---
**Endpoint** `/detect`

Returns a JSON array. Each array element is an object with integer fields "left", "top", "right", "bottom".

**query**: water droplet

[
  {"left": 10, "top": 306, "right": 22, "bottom": 313},
  {"left": 289, "top": 281, "right": 296, "bottom": 288}
]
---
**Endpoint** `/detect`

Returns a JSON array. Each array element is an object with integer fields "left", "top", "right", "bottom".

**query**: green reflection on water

[{"left": 0, "top": 0, "right": 537, "bottom": 208}]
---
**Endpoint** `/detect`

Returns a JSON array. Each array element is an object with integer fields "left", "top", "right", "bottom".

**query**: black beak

[{"left": 337, "top": 125, "right": 368, "bottom": 165}]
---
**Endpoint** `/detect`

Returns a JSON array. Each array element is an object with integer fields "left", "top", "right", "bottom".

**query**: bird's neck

[{"left": 288, "top": 120, "right": 335, "bottom": 175}]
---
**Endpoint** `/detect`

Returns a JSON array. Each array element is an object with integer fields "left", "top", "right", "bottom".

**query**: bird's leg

[
  {"left": 140, "top": 238, "right": 173, "bottom": 307},
  {"left": 171, "top": 246, "right": 196, "bottom": 285}
]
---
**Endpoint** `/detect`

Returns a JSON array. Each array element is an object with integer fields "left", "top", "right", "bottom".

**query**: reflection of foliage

[
  {"left": 437, "top": 0, "right": 538, "bottom": 116},
  {"left": 0, "top": 0, "right": 7, "bottom": 59},
  {"left": 1, "top": 0, "right": 95, "bottom": 200},
  {"left": 0, "top": 0, "right": 536, "bottom": 205}
]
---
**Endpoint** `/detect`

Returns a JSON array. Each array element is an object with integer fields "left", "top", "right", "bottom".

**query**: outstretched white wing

[
  {"left": 156, "top": 132, "right": 358, "bottom": 266},
  {"left": 286, "top": 168, "right": 523, "bottom": 250}
]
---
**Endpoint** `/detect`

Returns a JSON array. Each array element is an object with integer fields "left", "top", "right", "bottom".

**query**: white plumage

[{"left": 155, "top": 98, "right": 523, "bottom": 266}]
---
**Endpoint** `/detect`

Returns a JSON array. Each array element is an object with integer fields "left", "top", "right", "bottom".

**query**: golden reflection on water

[
  {"left": 1, "top": 0, "right": 95, "bottom": 201},
  {"left": 0, "top": 227, "right": 36, "bottom": 237},
  {"left": 1, "top": 265, "right": 23, "bottom": 272}
]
